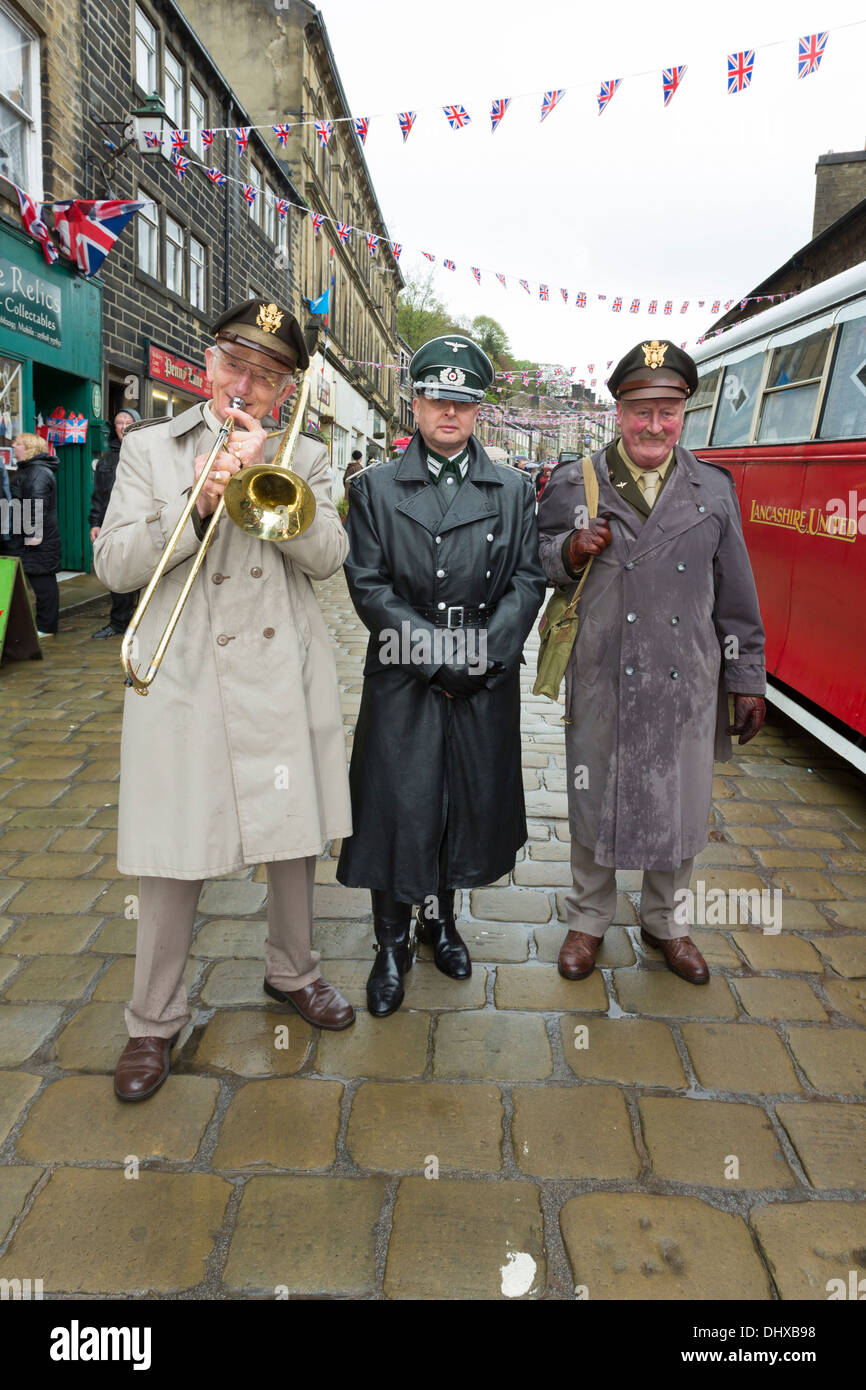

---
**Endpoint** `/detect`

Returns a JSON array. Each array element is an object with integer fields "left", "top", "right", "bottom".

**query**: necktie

[{"left": 641, "top": 470, "right": 660, "bottom": 508}]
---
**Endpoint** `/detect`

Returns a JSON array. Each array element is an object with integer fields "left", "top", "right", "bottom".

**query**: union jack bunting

[
  {"left": 234, "top": 127, "right": 250, "bottom": 153},
  {"left": 724, "top": 300, "right": 735, "bottom": 310},
  {"left": 272, "top": 124, "right": 292, "bottom": 146},
  {"left": 629, "top": 299, "right": 640, "bottom": 313},
  {"left": 587, "top": 364, "right": 594, "bottom": 373},
  {"left": 648, "top": 300, "right": 658, "bottom": 314},
  {"left": 242, "top": 184, "right": 257, "bottom": 205},
  {"left": 606, "top": 360, "right": 613, "bottom": 368},
  {"left": 205, "top": 167, "right": 227, "bottom": 186},
  {"left": 471, "top": 266, "right": 481, "bottom": 283},
  {"left": 727, "top": 51, "right": 755, "bottom": 94},
  {"left": 443, "top": 259, "right": 456, "bottom": 270},
  {"left": 560, "top": 289, "right": 568, "bottom": 303},
  {"left": 576, "top": 292, "right": 587, "bottom": 308},
  {"left": 143, "top": 130, "right": 162, "bottom": 149},
  {"left": 200, "top": 129, "right": 214, "bottom": 150},
  {"left": 664, "top": 301, "right": 673, "bottom": 314},
  {"left": 597, "top": 79, "right": 621, "bottom": 114},
  {"left": 496, "top": 273, "right": 506, "bottom": 287},
  {"left": 490, "top": 98, "right": 510, "bottom": 133},
  {"left": 539, "top": 285, "right": 549, "bottom": 301},
  {"left": 698, "top": 300, "right": 705, "bottom": 308},
  {"left": 612, "top": 297, "right": 622, "bottom": 312},
  {"left": 314, "top": 121, "right": 333, "bottom": 147},
  {"left": 443, "top": 105, "right": 471, "bottom": 130},
  {"left": 398, "top": 111, "right": 416, "bottom": 142},
  {"left": 540, "top": 90, "right": 565, "bottom": 122},
  {"left": 354, "top": 116, "right": 369, "bottom": 144},
  {"left": 392, "top": 243, "right": 402, "bottom": 260},
  {"left": 337, "top": 222, "right": 351, "bottom": 244},
  {"left": 170, "top": 129, "right": 188, "bottom": 152},
  {"left": 275, "top": 199, "right": 289, "bottom": 222},
  {"left": 711, "top": 300, "right": 720, "bottom": 314},
  {"left": 597, "top": 294, "right": 607, "bottom": 301},
  {"left": 13, "top": 185, "right": 59, "bottom": 264},
  {"left": 366, "top": 234, "right": 379, "bottom": 257},
  {"left": 172, "top": 153, "right": 190, "bottom": 180},
  {"left": 311, "top": 212, "right": 325, "bottom": 234},
  {"left": 422, "top": 251, "right": 435, "bottom": 261},
  {"left": 680, "top": 301, "right": 689, "bottom": 313},
  {"left": 798, "top": 33, "right": 828, "bottom": 78},
  {"left": 662, "top": 66, "right": 687, "bottom": 107},
  {"left": 519, "top": 279, "right": 530, "bottom": 294}
]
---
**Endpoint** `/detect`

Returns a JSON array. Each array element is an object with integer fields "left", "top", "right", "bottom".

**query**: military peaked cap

[
  {"left": 212, "top": 298, "right": 309, "bottom": 372},
  {"left": 410, "top": 334, "right": 494, "bottom": 403},
  {"left": 608, "top": 340, "right": 698, "bottom": 400}
]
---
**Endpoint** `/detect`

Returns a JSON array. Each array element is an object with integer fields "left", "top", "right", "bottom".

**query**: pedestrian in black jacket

[
  {"left": 9, "top": 433, "right": 62, "bottom": 636},
  {"left": 89, "top": 408, "right": 140, "bottom": 637}
]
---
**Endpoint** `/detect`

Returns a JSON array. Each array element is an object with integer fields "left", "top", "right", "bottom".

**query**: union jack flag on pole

[
  {"left": 398, "top": 111, "right": 417, "bottom": 142},
  {"left": 272, "top": 124, "right": 292, "bottom": 146},
  {"left": 201, "top": 129, "right": 214, "bottom": 150},
  {"left": 311, "top": 212, "right": 325, "bottom": 234},
  {"left": 205, "top": 167, "right": 227, "bottom": 186},
  {"left": 540, "top": 90, "right": 565, "bottom": 122},
  {"left": 171, "top": 129, "right": 188, "bottom": 152},
  {"left": 727, "top": 50, "right": 755, "bottom": 94},
  {"left": 443, "top": 259, "right": 456, "bottom": 271},
  {"left": 337, "top": 222, "right": 351, "bottom": 244},
  {"left": 798, "top": 33, "right": 828, "bottom": 78},
  {"left": 597, "top": 79, "right": 621, "bottom": 114},
  {"left": 354, "top": 116, "right": 369, "bottom": 144},
  {"left": 314, "top": 120, "right": 333, "bottom": 146},
  {"left": 242, "top": 184, "right": 257, "bottom": 206},
  {"left": 490, "top": 98, "right": 510, "bottom": 133},
  {"left": 443, "top": 105, "right": 471, "bottom": 130},
  {"left": 519, "top": 279, "right": 530, "bottom": 294},
  {"left": 14, "top": 185, "right": 59, "bottom": 264},
  {"left": 52, "top": 199, "right": 146, "bottom": 276},
  {"left": 662, "top": 65, "right": 687, "bottom": 107},
  {"left": 367, "top": 233, "right": 379, "bottom": 257},
  {"left": 471, "top": 266, "right": 481, "bottom": 284},
  {"left": 496, "top": 273, "right": 506, "bottom": 287},
  {"left": 234, "top": 127, "right": 250, "bottom": 153}
]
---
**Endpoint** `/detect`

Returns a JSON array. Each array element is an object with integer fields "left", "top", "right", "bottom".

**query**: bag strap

[{"left": 561, "top": 456, "right": 599, "bottom": 620}]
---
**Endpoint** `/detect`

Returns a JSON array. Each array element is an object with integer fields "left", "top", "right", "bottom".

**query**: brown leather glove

[
  {"left": 566, "top": 518, "right": 612, "bottom": 572},
  {"left": 727, "top": 694, "right": 766, "bottom": 745}
]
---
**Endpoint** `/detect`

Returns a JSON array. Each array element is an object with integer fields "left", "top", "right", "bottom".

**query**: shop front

[{"left": 0, "top": 220, "right": 102, "bottom": 571}]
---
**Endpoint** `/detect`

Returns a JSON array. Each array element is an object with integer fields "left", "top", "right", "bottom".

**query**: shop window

[
  {"left": 710, "top": 352, "right": 764, "bottom": 448},
  {"left": 331, "top": 423, "right": 347, "bottom": 472},
  {"left": 165, "top": 214, "right": 184, "bottom": 296},
  {"left": 190, "top": 236, "right": 206, "bottom": 311},
  {"left": 819, "top": 316, "right": 866, "bottom": 441},
  {"left": 134, "top": 5, "right": 157, "bottom": 93},
  {"left": 681, "top": 369, "right": 720, "bottom": 449},
  {"left": 137, "top": 197, "right": 159, "bottom": 278},
  {"left": 0, "top": 356, "right": 23, "bottom": 448},
  {"left": 0, "top": 3, "right": 40, "bottom": 190},
  {"left": 164, "top": 49, "right": 183, "bottom": 128},
  {"left": 189, "top": 80, "right": 206, "bottom": 154},
  {"left": 757, "top": 327, "right": 832, "bottom": 443}
]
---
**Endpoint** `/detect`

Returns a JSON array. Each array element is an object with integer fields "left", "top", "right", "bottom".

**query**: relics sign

[{"left": 0, "top": 258, "right": 62, "bottom": 349}]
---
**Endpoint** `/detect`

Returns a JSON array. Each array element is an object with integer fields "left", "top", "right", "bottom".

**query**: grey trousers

[
  {"left": 562, "top": 841, "right": 694, "bottom": 941},
  {"left": 126, "top": 856, "right": 319, "bottom": 1038}
]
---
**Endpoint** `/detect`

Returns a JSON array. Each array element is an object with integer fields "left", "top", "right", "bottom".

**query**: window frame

[
  {"left": 133, "top": 3, "right": 158, "bottom": 95},
  {"left": 189, "top": 234, "right": 207, "bottom": 312},
  {"left": 164, "top": 212, "right": 184, "bottom": 297},
  {"left": 0, "top": 1, "right": 42, "bottom": 193},
  {"left": 189, "top": 78, "right": 206, "bottom": 153},
  {"left": 163, "top": 46, "right": 184, "bottom": 129},
  {"left": 681, "top": 368, "right": 723, "bottom": 450},
  {"left": 136, "top": 193, "right": 160, "bottom": 279},
  {"left": 755, "top": 326, "right": 836, "bottom": 443}
]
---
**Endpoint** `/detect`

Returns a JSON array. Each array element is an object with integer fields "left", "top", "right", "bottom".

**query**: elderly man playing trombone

[{"left": 93, "top": 299, "right": 354, "bottom": 1102}]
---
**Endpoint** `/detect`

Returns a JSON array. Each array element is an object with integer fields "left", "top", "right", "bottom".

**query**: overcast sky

[{"left": 311, "top": 0, "right": 866, "bottom": 394}]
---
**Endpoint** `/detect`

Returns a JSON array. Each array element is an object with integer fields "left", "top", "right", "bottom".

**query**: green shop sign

[
  {"left": 0, "top": 256, "right": 62, "bottom": 348},
  {"left": 0, "top": 222, "right": 101, "bottom": 378}
]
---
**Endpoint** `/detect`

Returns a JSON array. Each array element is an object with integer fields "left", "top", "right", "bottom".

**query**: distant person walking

[
  {"left": 344, "top": 448, "right": 365, "bottom": 499},
  {"left": 8, "top": 433, "right": 62, "bottom": 637},
  {"left": 89, "top": 408, "right": 141, "bottom": 638}
]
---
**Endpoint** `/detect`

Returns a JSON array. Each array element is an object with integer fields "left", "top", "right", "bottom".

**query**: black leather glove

[
  {"left": 433, "top": 663, "right": 488, "bottom": 699},
  {"left": 727, "top": 694, "right": 766, "bottom": 745}
]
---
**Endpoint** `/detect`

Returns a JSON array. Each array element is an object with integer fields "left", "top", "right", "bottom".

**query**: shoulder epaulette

[{"left": 122, "top": 417, "right": 162, "bottom": 435}]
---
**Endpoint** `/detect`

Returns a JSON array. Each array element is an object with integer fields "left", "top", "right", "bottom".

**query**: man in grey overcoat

[{"left": 537, "top": 340, "right": 766, "bottom": 985}]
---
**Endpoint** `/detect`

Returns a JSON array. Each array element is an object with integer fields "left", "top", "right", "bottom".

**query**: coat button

[
  {"left": 697, "top": 504, "right": 706, "bottom": 513},
  {"left": 212, "top": 573, "right": 224, "bottom": 584},
  {"left": 435, "top": 535, "right": 442, "bottom": 544},
  {"left": 250, "top": 566, "right": 262, "bottom": 578},
  {"left": 485, "top": 570, "right": 491, "bottom": 579},
  {"left": 216, "top": 634, "right": 231, "bottom": 646},
  {"left": 627, "top": 612, "right": 637, "bottom": 623},
  {"left": 263, "top": 627, "right": 275, "bottom": 638},
  {"left": 671, "top": 615, "right": 679, "bottom": 625},
  {"left": 677, "top": 562, "right": 686, "bottom": 572},
  {"left": 437, "top": 568, "right": 445, "bottom": 578},
  {"left": 671, "top": 669, "right": 679, "bottom": 679},
  {"left": 437, "top": 602, "right": 446, "bottom": 611},
  {"left": 479, "top": 602, "right": 486, "bottom": 609},
  {"left": 625, "top": 562, "right": 634, "bottom": 570},
  {"left": 486, "top": 533, "right": 494, "bottom": 541},
  {"left": 625, "top": 665, "right": 635, "bottom": 676}
]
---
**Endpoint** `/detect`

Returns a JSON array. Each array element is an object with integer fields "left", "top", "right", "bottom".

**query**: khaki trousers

[
  {"left": 563, "top": 841, "right": 694, "bottom": 941},
  {"left": 125, "top": 857, "right": 319, "bottom": 1038}
]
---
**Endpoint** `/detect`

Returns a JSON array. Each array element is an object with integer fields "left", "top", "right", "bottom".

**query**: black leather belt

[{"left": 415, "top": 603, "right": 495, "bottom": 627}]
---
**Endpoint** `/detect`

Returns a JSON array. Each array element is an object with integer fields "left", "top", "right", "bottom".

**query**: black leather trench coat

[{"left": 337, "top": 431, "right": 547, "bottom": 902}]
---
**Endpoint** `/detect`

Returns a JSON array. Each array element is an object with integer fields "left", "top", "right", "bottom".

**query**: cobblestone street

[{"left": 0, "top": 574, "right": 865, "bottom": 1301}]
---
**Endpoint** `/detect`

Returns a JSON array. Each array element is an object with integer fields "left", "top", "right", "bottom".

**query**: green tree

[
  {"left": 397, "top": 272, "right": 455, "bottom": 351},
  {"left": 471, "top": 315, "right": 511, "bottom": 364}
]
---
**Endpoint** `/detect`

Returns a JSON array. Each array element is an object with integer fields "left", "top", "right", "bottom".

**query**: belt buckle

[{"left": 446, "top": 605, "right": 465, "bottom": 628}]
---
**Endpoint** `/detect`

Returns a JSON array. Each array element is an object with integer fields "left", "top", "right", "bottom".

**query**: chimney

[{"left": 812, "top": 147, "right": 866, "bottom": 237}]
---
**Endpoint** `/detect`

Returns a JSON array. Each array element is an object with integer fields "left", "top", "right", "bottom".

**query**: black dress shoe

[
  {"left": 415, "top": 893, "right": 471, "bottom": 979},
  {"left": 92, "top": 624, "right": 123, "bottom": 639},
  {"left": 367, "top": 892, "right": 415, "bottom": 1017}
]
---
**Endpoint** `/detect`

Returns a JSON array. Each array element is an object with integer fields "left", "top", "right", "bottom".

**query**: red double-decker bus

[{"left": 688, "top": 262, "right": 866, "bottom": 771}]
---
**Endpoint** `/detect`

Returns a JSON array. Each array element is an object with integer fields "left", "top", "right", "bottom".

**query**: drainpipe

[{"left": 223, "top": 96, "right": 232, "bottom": 311}]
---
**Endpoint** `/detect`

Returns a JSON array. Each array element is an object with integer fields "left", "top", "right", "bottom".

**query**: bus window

[
  {"left": 757, "top": 327, "right": 832, "bottom": 443},
  {"left": 680, "top": 369, "right": 720, "bottom": 449},
  {"left": 819, "top": 316, "right": 866, "bottom": 440},
  {"left": 710, "top": 353, "right": 764, "bottom": 447}
]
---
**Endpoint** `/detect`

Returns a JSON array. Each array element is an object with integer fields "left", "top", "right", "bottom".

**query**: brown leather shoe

[
  {"left": 114, "top": 1034, "right": 177, "bottom": 1102},
  {"left": 640, "top": 928, "right": 710, "bottom": 985},
  {"left": 264, "top": 976, "right": 355, "bottom": 1030},
  {"left": 558, "top": 930, "right": 602, "bottom": 980}
]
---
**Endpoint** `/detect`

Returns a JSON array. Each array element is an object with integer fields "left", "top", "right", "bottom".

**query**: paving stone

[
  {"left": 734, "top": 977, "right": 827, "bottom": 1021},
  {"left": 0, "top": 1168, "right": 230, "bottom": 1293},
  {"left": 493, "top": 963, "right": 608, "bottom": 1013},
  {"left": 823, "top": 978, "right": 866, "bottom": 1025},
  {"left": 322, "top": 958, "right": 488, "bottom": 1011},
  {"left": 785, "top": 1027, "right": 866, "bottom": 1097},
  {"left": 384, "top": 1178, "right": 545, "bottom": 1300},
  {"left": 192, "top": 1009, "right": 312, "bottom": 1076},
  {"left": 312, "top": 884, "right": 371, "bottom": 918},
  {"left": 347, "top": 1081, "right": 502, "bottom": 1173},
  {"left": 53, "top": 782, "right": 118, "bottom": 807},
  {"left": 751, "top": 1201, "right": 866, "bottom": 1299},
  {"left": 4, "top": 954, "right": 102, "bottom": 1001},
  {"left": 0, "top": 757, "right": 84, "bottom": 781},
  {"left": 16, "top": 1074, "right": 219, "bottom": 1162},
  {"left": 561, "top": 1016, "right": 686, "bottom": 1087},
  {"left": 199, "top": 959, "right": 270, "bottom": 1006},
  {"left": 694, "top": 843, "right": 756, "bottom": 866},
  {"left": 316, "top": 1009, "right": 429, "bottom": 1078},
  {"left": 433, "top": 1010, "right": 552, "bottom": 1080},
  {"left": 555, "top": 890, "right": 638, "bottom": 925},
  {"left": 528, "top": 839, "right": 570, "bottom": 861},
  {"left": 640, "top": 1097, "right": 795, "bottom": 1189},
  {"left": 88, "top": 917, "right": 137, "bottom": 954},
  {"left": 730, "top": 778, "right": 800, "bottom": 801},
  {"left": 789, "top": 780, "right": 866, "bottom": 806},
  {"left": 11, "top": 851, "right": 102, "bottom": 878},
  {"left": 0, "top": 1071, "right": 41, "bottom": 1143},
  {"left": 0, "top": 827, "right": 56, "bottom": 851},
  {"left": 815, "top": 936, "right": 866, "bottom": 978},
  {"left": 717, "top": 803, "right": 779, "bottom": 824},
  {"left": 214, "top": 1078, "right": 343, "bottom": 1170},
  {"left": 825, "top": 902, "right": 866, "bottom": 929},
  {"left": 0, "top": 957, "right": 18, "bottom": 989},
  {"left": 0, "top": 783, "right": 65, "bottom": 808},
  {"left": 445, "top": 923, "right": 529, "bottom": 962},
  {"left": 681, "top": 1022, "right": 801, "bottom": 1094},
  {"left": 534, "top": 924, "right": 635, "bottom": 967},
  {"left": 197, "top": 879, "right": 268, "bottom": 916},
  {"left": 53, "top": 1001, "right": 129, "bottom": 1072},
  {"left": 470, "top": 887, "right": 551, "bottom": 923},
  {"left": 726, "top": 827, "right": 777, "bottom": 846},
  {"left": 0, "top": 1004, "right": 65, "bottom": 1066},
  {"left": 613, "top": 970, "right": 738, "bottom": 1018},
  {"left": 780, "top": 805, "right": 849, "bottom": 829},
  {"left": 92, "top": 956, "right": 199, "bottom": 1002},
  {"left": 512, "top": 1085, "right": 639, "bottom": 1179},
  {"left": 756, "top": 849, "right": 825, "bottom": 869},
  {"left": 560, "top": 1193, "right": 771, "bottom": 1300},
  {"left": 512, "top": 859, "right": 572, "bottom": 887},
  {"left": 731, "top": 932, "right": 822, "bottom": 973},
  {"left": 223, "top": 1175, "right": 385, "bottom": 1294},
  {"left": 4, "top": 879, "right": 104, "bottom": 914},
  {"left": 0, "top": 1166, "right": 42, "bottom": 1243},
  {"left": 775, "top": 1102, "right": 866, "bottom": 1190}
]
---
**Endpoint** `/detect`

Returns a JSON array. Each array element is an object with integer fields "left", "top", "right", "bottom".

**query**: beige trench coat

[{"left": 92, "top": 402, "right": 351, "bottom": 878}]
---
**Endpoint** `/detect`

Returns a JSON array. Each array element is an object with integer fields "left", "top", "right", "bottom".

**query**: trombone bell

[{"left": 223, "top": 464, "right": 315, "bottom": 541}]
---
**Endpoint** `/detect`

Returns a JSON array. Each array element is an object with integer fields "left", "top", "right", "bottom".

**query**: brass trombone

[{"left": 121, "top": 370, "right": 316, "bottom": 695}]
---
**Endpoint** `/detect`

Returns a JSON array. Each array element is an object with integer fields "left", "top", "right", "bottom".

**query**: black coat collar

[{"left": 393, "top": 431, "right": 505, "bottom": 486}]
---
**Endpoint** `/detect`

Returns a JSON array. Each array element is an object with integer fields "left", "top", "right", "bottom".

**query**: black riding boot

[
  {"left": 367, "top": 891, "right": 415, "bottom": 1017},
  {"left": 416, "top": 890, "right": 471, "bottom": 979}
]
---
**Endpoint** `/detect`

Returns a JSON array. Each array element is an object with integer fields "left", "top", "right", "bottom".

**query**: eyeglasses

[{"left": 215, "top": 345, "right": 296, "bottom": 393}]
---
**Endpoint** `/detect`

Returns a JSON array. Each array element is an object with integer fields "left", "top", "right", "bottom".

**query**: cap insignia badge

[
  {"left": 440, "top": 365, "right": 466, "bottom": 386},
  {"left": 642, "top": 340, "right": 667, "bottom": 369},
  {"left": 257, "top": 302, "right": 284, "bottom": 335},
  {"left": 443, "top": 340, "right": 464, "bottom": 354}
]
